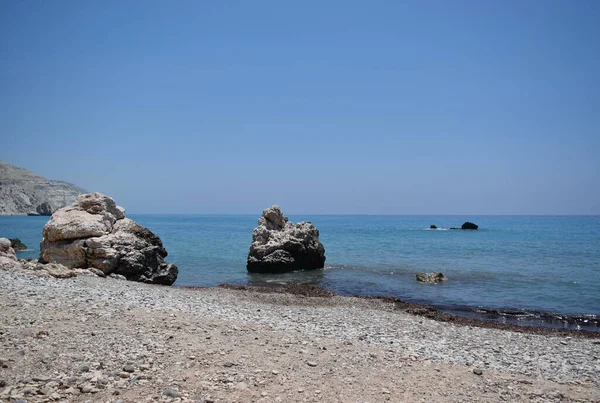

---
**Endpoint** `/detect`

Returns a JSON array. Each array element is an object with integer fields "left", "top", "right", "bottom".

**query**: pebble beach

[{"left": 1, "top": 268, "right": 599, "bottom": 402}]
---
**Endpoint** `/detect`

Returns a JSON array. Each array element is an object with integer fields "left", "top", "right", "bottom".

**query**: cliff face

[{"left": 0, "top": 161, "right": 87, "bottom": 216}]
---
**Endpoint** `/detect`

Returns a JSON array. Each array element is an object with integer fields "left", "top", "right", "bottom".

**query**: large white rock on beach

[
  {"left": 247, "top": 205, "right": 326, "bottom": 273},
  {"left": 40, "top": 193, "right": 178, "bottom": 285}
]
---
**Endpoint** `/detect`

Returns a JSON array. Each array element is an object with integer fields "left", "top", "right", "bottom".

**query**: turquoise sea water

[{"left": 2, "top": 215, "right": 599, "bottom": 328}]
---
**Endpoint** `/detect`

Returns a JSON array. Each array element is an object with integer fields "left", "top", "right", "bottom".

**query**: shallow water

[{"left": 2, "top": 214, "right": 599, "bottom": 328}]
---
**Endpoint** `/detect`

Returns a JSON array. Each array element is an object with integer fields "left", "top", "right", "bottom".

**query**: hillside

[{"left": 0, "top": 161, "right": 86, "bottom": 215}]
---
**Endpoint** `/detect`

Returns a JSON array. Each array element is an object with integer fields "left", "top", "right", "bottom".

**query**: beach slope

[{"left": 0, "top": 269, "right": 598, "bottom": 402}]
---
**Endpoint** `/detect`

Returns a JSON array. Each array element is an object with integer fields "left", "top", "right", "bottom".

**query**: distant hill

[{"left": 0, "top": 161, "right": 87, "bottom": 216}]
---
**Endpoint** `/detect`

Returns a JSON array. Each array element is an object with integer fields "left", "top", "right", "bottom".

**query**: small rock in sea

[
  {"left": 461, "top": 221, "right": 479, "bottom": 230},
  {"left": 163, "top": 388, "right": 180, "bottom": 398},
  {"left": 307, "top": 361, "right": 318, "bottom": 367},
  {"left": 123, "top": 364, "right": 135, "bottom": 373},
  {"left": 9, "top": 238, "right": 27, "bottom": 251},
  {"left": 416, "top": 272, "right": 447, "bottom": 283},
  {"left": 473, "top": 369, "right": 483, "bottom": 376},
  {"left": 430, "top": 225, "right": 437, "bottom": 229}
]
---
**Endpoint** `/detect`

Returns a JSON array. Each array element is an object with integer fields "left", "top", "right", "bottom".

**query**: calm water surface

[{"left": 2, "top": 215, "right": 599, "bottom": 325}]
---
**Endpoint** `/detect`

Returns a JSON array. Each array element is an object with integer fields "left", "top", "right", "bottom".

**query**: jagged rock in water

[
  {"left": 9, "top": 238, "right": 27, "bottom": 251},
  {"left": 40, "top": 193, "right": 178, "bottom": 285},
  {"left": 247, "top": 205, "right": 326, "bottom": 273},
  {"left": 0, "top": 161, "right": 86, "bottom": 216},
  {"left": 461, "top": 221, "right": 479, "bottom": 230},
  {"left": 416, "top": 272, "right": 447, "bottom": 283}
]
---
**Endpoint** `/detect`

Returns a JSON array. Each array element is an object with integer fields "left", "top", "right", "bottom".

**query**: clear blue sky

[{"left": 1, "top": 1, "right": 598, "bottom": 214}]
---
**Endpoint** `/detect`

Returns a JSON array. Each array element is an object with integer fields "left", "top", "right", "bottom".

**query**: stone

[
  {"left": 247, "top": 205, "right": 326, "bottom": 273},
  {"left": 0, "top": 238, "right": 21, "bottom": 270},
  {"left": 307, "top": 361, "right": 318, "bottom": 367},
  {"left": 87, "top": 267, "right": 106, "bottom": 277},
  {"left": 461, "top": 222, "right": 479, "bottom": 230},
  {"left": 416, "top": 272, "right": 447, "bottom": 283},
  {"left": 8, "top": 238, "right": 27, "bottom": 251},
  {"left": 39, "top": 263, "right": 77, "bottom": 279},
  {"left": 163, "top": 388, "right": 180, "bottom": 398},
  {"left": 39, "top": 193, "right": 178, "bottom": 285},
  {"left": 123, "top": 365, "right": 135, "bottom": 373},
  {"left": 76, "top": 365, "right": 90, "bottom": 373},
  {"left": 430, "top": 225, "right": 437, "bottom": 229},
  {"left": 473, "top": 368, "right": 483, "bottom": 375}
]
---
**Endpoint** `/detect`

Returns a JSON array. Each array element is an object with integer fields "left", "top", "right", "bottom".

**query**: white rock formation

[
  {"left": 247, "top": 205, "right": 326, "bottom": 273},
  {"left": 40, "top": 193, "right": 178, "bottom": 285}
]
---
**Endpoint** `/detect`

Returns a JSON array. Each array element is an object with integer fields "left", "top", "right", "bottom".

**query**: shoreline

[
  {"left": 215, "top": 283, "right": 600, "bottom": 338},
  {"left": 1, "top": 268, "right": 599, "bottom": 402}
]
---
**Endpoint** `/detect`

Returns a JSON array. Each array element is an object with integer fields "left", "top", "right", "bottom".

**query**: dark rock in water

[
  {"left": 430, "top": 225, "right": 437, "bottom": 229},
  {"left": 247, "top": 205, "right": 326, "bottom": 273},
  {"left": 416, "top": 272, "right": 447, "bottom": 283},
  {"left": 461, "top": 221, "right": 478, "bottom": 230},
  {"left": 39, "top": 192, "right": 178, "bottom": 285},
  {"left": 36, "top": 201, "right": 53, "bottom": 216},
  {"left": 9, "top": 238, "right": 27, "bottom": 251}
]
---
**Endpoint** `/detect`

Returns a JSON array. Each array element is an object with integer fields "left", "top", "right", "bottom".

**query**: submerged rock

[
  {"left": 40, "top": 193, "right": 178, "bottom": 285},
  {"left": 9, "top": 238, "right": 27, "bottom": 251},
  {"left": 247, "top": 205, "right": 326, "bottom": 273},
  {"left": 416, "top": 272, "right": 447, "bottom": 283}
]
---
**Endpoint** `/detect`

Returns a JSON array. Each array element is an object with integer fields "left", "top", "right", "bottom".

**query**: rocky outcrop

[
  {"left": 461, "top": 222, "right": 478, "bottom": 230},
  {"left": 0, "top": 238, "right": 19, "bottom": 270},
  {"left": 0, "top": 161, "right": 86, "bottom": 216},
  {"left": 40, "top": 193, "right": 178, "bottom": 285},
  {"left": 450, "top": 222, "right": 479, "bottom": 230},
  {"left": 247, "top": 206, "right": 326, "bottom": 273},
  {"left": 416, "top": 272, "right": 447, "bottom": 283},
  {"left": 9, "top": 238, "right": 27, "bottom": 251}
]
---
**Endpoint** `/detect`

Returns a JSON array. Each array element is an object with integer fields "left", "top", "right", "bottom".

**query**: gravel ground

[{"left": 1, "top": 268, "right": 599, "bottom": 402}]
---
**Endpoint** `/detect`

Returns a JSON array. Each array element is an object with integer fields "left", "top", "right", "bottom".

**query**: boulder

[
  {"left": 39, "top": 193, "right": 178, "bottom": 285},
  {"left": 0, "top": 237, "right": 20, "bottom": 270},
  {"left": 247, "top": 205, "right": 326, "bottom": 273},
  {"left": 430, "top": 225, "right": 437, "bottom": 229},
  {"left": 9, "top": 238, "right": 27, "bottom": 251},
  {"left": 416, "top": 272, "right": 447, "bottom": 283},
  {"left": 461, "top": 222, "right": 478, "bottom": 230}
]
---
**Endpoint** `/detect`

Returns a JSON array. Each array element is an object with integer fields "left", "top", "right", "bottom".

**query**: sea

[{"left": 2, "top": 215, "right": 599, "bottom": 331}]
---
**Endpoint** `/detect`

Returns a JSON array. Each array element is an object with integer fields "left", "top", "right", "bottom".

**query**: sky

[{"left": 0, "top": 1, "right": 598, "bottom": 215}]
